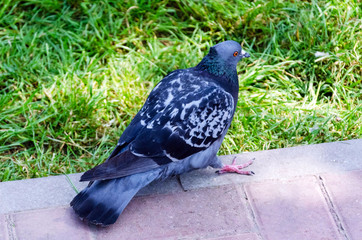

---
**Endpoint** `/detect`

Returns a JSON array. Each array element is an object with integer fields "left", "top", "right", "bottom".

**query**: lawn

[{"left": 0, "top": 0, "right": 361, "bottom": 181}]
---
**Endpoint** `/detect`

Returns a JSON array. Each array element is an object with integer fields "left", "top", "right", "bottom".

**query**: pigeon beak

[{"left": 240, "top": 49, "right": 250, "bottom": 58}]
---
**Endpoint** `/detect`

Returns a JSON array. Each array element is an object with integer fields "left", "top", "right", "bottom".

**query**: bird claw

[{"left": 217, "top": 157, "right": 255, "bottom": 175}]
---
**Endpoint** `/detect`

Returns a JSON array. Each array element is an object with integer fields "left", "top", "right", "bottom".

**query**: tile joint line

[
  {"left": 317, "top": 175, "right": 350, "bottom": 240},
  {"left": 5, "top": 214, "right": 17, "bottom": 240}
]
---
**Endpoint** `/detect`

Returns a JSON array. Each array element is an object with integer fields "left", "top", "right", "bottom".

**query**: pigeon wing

[{"left": 130, "top": 85, "right": 235, "bottom": 160}]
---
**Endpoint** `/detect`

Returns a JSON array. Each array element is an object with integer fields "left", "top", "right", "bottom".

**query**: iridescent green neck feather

[{"left": 196, "top": 53, "right": 238, "bottom": 85}]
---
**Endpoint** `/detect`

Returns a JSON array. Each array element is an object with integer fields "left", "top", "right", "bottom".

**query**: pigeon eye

[{"left": 233, "top": 51, "right": 238, "bottom": 57}]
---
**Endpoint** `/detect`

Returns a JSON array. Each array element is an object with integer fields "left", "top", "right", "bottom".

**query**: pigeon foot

[{"left": 216, "top": 157, "right": 254, "bottom": 175}]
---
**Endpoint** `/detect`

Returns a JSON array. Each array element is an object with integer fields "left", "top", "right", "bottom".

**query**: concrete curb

[{"left": 1, "top": 139, "right": 361, "bottom": 214}]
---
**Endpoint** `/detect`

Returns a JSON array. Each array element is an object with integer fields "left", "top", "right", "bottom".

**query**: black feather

[{"left": 80, "top": 150, "right": 170, "bottom": 181}]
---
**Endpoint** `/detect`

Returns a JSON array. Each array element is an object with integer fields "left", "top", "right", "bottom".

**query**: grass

[{"left": 0, "top": 0, "right": 361, "bottom": 181}]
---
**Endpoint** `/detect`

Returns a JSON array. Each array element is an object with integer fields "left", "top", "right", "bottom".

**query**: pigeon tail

[{"left": 70, "top": 168, "right": 162, "bottom": 226}]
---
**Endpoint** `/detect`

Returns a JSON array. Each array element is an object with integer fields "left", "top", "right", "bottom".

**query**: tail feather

[{"left": 71, "top": 168, "right": 162, "bottom": 226}]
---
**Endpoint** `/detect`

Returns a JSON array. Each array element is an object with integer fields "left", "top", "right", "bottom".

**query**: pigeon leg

[{"left": 216, "top": 157, "right": 254, "bottom": 175}]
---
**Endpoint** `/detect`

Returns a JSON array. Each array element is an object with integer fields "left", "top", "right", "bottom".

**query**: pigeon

[{"left": 70, "top": 40, "right": 252, "bottom": 226}]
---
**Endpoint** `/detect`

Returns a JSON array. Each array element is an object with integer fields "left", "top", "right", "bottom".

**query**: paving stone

[
  {"left": 206, "top": 232, "right": 261, "bottom": 240},
  {"left": 321, "top": 170, "right": 362, "bottom": 240},
  {"left": 0, "top": 214, "right": 8, "bottom": 240},
  {"left": 13, "top": 207, "right": 92, "bottom": 240},
  {"left": 245, "top": 176, "right": 341, "bottom": 240},
  {"left": 181, "top": 139, "right": 362, "bottom": 191},
  {"left": 94, "top": 185, "right": 255, "bottom": 240}
]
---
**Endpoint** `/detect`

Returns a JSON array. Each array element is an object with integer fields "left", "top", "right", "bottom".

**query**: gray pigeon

[{"left": 71, "top": 40, "right": 252, "bottom": 226}]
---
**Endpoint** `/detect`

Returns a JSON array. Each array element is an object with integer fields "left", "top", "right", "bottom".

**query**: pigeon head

[
  {"left": 196, "top": 40, "right": 250, "bottom": 82},
  {"left": 210, "top": 40, "right": 250, "bottom": 65}
]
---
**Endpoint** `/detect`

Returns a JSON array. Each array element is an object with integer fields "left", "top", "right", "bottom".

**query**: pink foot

[{"left": 216, "top": 157, "right": 255, "bottom": 175}]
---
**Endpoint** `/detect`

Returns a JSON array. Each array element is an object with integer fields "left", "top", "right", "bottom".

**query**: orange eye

[{"left": 233, "top": 51, "right": 238, "bottom": 57}]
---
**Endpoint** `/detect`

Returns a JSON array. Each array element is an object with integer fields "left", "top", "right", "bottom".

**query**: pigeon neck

[{"left": 196, "top": 57, "right": 238, "bottom": 87}]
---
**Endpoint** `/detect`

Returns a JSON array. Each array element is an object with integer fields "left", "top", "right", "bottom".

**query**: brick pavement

[{"left": 1, "top": 139, "right": 361, "bottom": 240}]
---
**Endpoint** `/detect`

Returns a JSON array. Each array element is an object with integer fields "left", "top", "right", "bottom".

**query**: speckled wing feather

[{"left": 80, "top": 69, "right": 235, "bottom": 181}]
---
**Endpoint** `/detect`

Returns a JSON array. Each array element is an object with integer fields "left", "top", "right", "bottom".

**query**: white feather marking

[
  {"left": 171, "top": 77, "right": 181, "bottom": 85},
  {"left": 164, "top": 90, "right": 174, "bottom": 106},
  {"left": 146, "top": 120, "right": 154, "bottom": 129},
  {"left": 183, "top": 136, "right": 209, "bottom": 148},
  {"left": 163, "top": 121, "right": 178, "bottom": 131},
  {"left": 131, "top": 151, "right": 149, "bottom": 157},
  {"left": 180, "top": 98, "right": 202, "bottom": 120},
  {"left": 163, "top": 150, "right": 179, "bottom": 162},
  {"left": 180, "top": 89, "right": 234, "bottom": 147},
  {"left": 170, "top": 108, "right": 179, "bottom": 118}
]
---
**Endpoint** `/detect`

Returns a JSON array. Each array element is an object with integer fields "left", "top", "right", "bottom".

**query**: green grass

[{"left": 0, "top": 0, "right": 361, "bottom": 181}]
